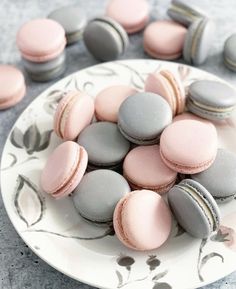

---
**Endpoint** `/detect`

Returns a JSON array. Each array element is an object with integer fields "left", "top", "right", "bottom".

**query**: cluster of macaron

[{"left": 40, "top": 66, "right": 236, "bottom": 251}]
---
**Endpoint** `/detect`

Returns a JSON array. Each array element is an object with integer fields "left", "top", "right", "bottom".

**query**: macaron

[
  {"left": 73, "top": 170, "right": 130, "bottom": 223},
  {"left": 224, "top": 33, "right": 236, "bottom": 72},
  {"left": 113, "top": 190, "right": 172, "bottom": 251},
  {"left": 118, "top": 92, "right": 172, "bottom": 145},
  {"left": 168, "top": 179, "right": 221, "bottom": 238},
  {"left": 143, "top": 20, "right": 187, "bottom": 60},
  {"left": 187, "top": 80, "right": 236, "bottom": 120},
  {"left": 54, "top": 90, "right": 94, "bottom": 141},
  {"left": 41, "top": 141, "right": 88, "bottom": 199},
  {"left": 123, "top": 145, "right": 177, "bottom": 193},
  {"left": 95, "top": 85, "right": 137, "bottom": 122},
  {"left": 106, "top": 0, "right": 149, "bottom": 34},
  {"left": 0, "top": 65, "right": 26, "bottom": 109},
  {"left": 167, "top": 0, "right": 208, "bottom": 27},
  {"left": 183, "top": 17, "right": 215, "bottom": 65},
  {"left": 192, "top": 148, "right": 236, "bottom": 203},
  {"left": 77, "top": 122, "right": 130, "bottom": 170},
  {"left": 145, "top": 69, "right": 185, "bottom": 116},
  {"left": 173, "top": 112, "right": 212, "bottom": 125},
  {"left": 48, "top": 5, "right": 87, "bottom": 45},
  {"left": 83, "top": 16, "right": 129, "bottom": 61},
  {"left": 160, "top": 120, "right": 218, "bottom": 174}
]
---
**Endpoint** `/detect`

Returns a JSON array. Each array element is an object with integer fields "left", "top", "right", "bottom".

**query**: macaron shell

[
  {"left": 224, "top": 34, "right": 236, "bottom": 70},
  {"left": 17, "top": 19, "right": 66, "bottom": 62},
  {"left": 106, "top": 0, "right": 149, "bottom": 33},
  {"left": 173, "top": 112, "right": 212, "bottom": 125},
  {"left": 114, "top": 190, "right": 172, "bottom": 250},
  {"left": 95, "top": 85, "right": 137, "bottom": 122}
]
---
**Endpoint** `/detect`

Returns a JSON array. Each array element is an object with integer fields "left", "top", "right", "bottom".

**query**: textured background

[{"left": 1, "top": 0, "right": 236, "bottom": 288}]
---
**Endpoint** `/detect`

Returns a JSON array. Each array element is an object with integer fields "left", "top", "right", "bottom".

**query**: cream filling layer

[
  {"left": 189, "top": 98, "right": 235, "bottom": 113},
  {"left": 170, "top": 4, "right": 202, "bottom": 20}
]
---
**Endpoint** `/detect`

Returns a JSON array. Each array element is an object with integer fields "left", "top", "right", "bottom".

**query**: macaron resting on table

[
  {"left": 168, "top": 179, "right": 221, "bottom": 238},
  {"left": 48, "top": 5, "right": 87, "bottom": 45},
  {"left": 187, "top": 80, "right": 236, "bottom": 120},
  {"left": 16, "top": 18, "right": 66, "bottom": 81},
  {"left": 224, "top": 33, "right": 236, "bottom": 72},
  {"left": 83, "top": 16, "right": 129, "bottom": 61},
  {"left": 0, "top": 65, "right": 26, "bottom": 109},
  {"left": 106, "top": 0, "right": 149, "bottom": 33}
]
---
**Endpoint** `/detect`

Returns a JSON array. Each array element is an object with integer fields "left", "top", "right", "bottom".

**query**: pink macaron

[
  {"left": 173, "top": 112, "right": 212, "bottom": 125},
  {"left": 0, "top": 65, "right": 26, "bottom": 109},
  {"left": 95, "top": 85, "right": 137, "bottom": 122},
  {"left": 41, "top": 141, "right": 88, "bottom": 199},
  {"left": 143, "top": 20, "right": 187, "bottom": 60},
  {"left": 113, "top": 190, "right": 172, "bottom": 251},
  {"left": 145, "top": 69, "right": 185, "bottom": 115},
  {"left": 17, "top": 18, "right": 66, "bottom": 62},
  {"left": 123, "top": 145, "right": 177, "bottom": 193},
  {"left": 106, "top": 0, "right": 149, "bottom": 34},
  {"left": 54, "top": 90, "right": 94, "bottom": 141},
  {"left": 160, "top": 120, "right": 218, "bottom": 174}
]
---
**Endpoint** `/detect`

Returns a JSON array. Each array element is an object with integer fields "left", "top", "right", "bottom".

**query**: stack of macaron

[{"left": 40, "top": 64, "right": 236, "bottom": 251}]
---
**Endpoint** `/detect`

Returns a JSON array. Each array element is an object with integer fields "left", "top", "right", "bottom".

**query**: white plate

[{"left": 1, "top": 59, "right": 236, "bottom": 289}]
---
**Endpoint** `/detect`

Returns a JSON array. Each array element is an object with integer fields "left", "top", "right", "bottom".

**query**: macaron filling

[
  {"left": 188, "top": 97, "right": 235, "bottom": 113},
  {"left": 190, "top": 19, "right": 206, "bottom": 62},
  {"left": 169, "top": 3, "right": 203, "bottom": 22}
]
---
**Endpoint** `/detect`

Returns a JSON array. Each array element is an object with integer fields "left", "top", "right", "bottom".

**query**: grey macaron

[
  {"left": 168, "top": 179, "right": 221, "bottom": 238},
  {"left": 83, "top": 16, "right": 129, "bottom": 61},
  {"left": 77, "top": 122, "right": 130, "bottom": 170},
  {"left": 22, "top": 52, "right": 66, "bottom": 82},
  {"left": 118, "top": 92, "right": 172, "bottom": 145},
  {"left": 48, "top": 5, "right": 87, "bottom": 45},
  {"left": 192, "top": 148, "right": 236, "bottom": 203},
  {"left": 167, "top": 0, "right": 208, "bottom": 27},
  {"left": 72, "top": 169, "right": 130, "bottom": 223},
  {"left": 183, "top": 17, "right": 215, "bottom": 65},
  {"left": 187, "top": 80, "right": 236, "bottom": 120},
  {"left": 224, "top": 33, "right": 236, "bottom": 72}
]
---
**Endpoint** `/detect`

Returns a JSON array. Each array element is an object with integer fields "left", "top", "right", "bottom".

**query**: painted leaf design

[
  {"left": 200, "top": 252, "right": 224, "bottom": 271},
  {"left": 130, "top": 70, "right": 145, "bottom": 90},
  {"left": 153, "top": 282, "right": 172, "bottom": 289},
  {"left": 64, "top": 77, "right": 74, "bottom": 89},
  {"left": 37, "top": 130, "right": 53, "bottom": 151},
  {"left": 83, "top": 81, "right": 94, "bottom": 94},
  {"left": 178, "top": 65, "right": 190, "bottom": 81},
  {"left": 210, "top": 229, "right": 230, "bottom": 242},
  {"left": 1, "top": 153, "right": 17, "bottom": 171},
  {"left": 115, "top": 270, "right": 123, "bottom": 287},
  {"left": 86, "top": 65, "right": 117, "bottom": 76},
  {"left": 10, "top": 127, "right": 24, "bottom": 148},
  {"left": 23, "top": 124, "right": 40, "bottom": 154},
  {"left": 152, "top": 270, "right": 168, "bottom": 281},
  {"left": 14, "top": 175, "right": 45, "bottom": 227},
  {"left": 46, "top": 89, "right": 62, "bottom": 98}
]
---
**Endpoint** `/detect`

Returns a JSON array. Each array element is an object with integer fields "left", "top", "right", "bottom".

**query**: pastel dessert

[
  {"left": 167, "top": 0, "right": 208, "bottom": 27},
  {"left": 95, "top": 85, "right": 137, "bottom": 122},
  {"left": 73, "top": 170, "right": 130, "bottom": 223},
  {"left": 41, "top": 141, "right": 88, "bottom": 199},
  {"left": 118, "top": 92, "right": 172, "bottom": 145},
  {"left": 224, "top": 34, "right": 236, "bottom": 72},
  {"left": 187, "top": 80, "right": 236, "bottom": 120},
  {"left": 183, "top": 18, "right": 215, "bottom": 65},
  {"left": 168, "top": 179, "right": 221, "bottom": 238},
  {"left": 54, "top": 90, "right": 94, "bottom": 140},
  {"left": 48, "top": 5, "right": 87, "bottom": 45},
  {"left": 77, "top": 122, "right": 130, "bottom": 170},
  {"left": 0, "top": 65, "right": 26, "bottom": 109},
  {"left": 17, "top": 18, "right": 66, "bottom": 81},
  {"left": 106, "top": 0, "right": 149, "bottom": 34},
  {"left": 192, "top": 148, "right": 236, "bottom": 203},
  {"left": 123, "top": 145, "right": 177, "bottom": 193},
  {"left": 173, "top": 112, "right": 212, "bottom": 125},
  {"left": 145, "top": 69, "right": 185, "bottom": 115},
  {"left": 160, "top": 120, "right": 218, "bottom": 174},
  {"left": 143, "top": 20, "right": 187, "bottom": 60},
  {"left": 113, "top": 190, "right": 172, "bottom": 251},
  {"left": 83, "top": 16, "right": 129, "bottom": 61}
]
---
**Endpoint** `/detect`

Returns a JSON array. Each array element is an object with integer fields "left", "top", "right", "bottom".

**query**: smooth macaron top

[
  {"left": 144, "top": 20, "right": 187, "bottom": 59},
  {"left": 160, "top": 120, "right": 218, "bottom": 172},
  {"left": 77, "top": 121, "right": 130, "bottom": 167},
  {"left": 224, "top": 34, "right": 236, "bottom": 64},
  {"left": 192, "top": 148, "right": 236, "bottom": 202},
  {"left": 17, "top": 18, "right": 66, "bottom": 62},
  {"left": 95, "top": 85, "right": 137, "bottom": 122},
  {"left": 41, "top": 141, "right": 88, "bottom": 198},
  {"left": 0, "top": 65, "right": 25, "bottom": 106},
  {"left": 73, "top": 169, "right": 130, "bottom": 222},
  {"left": 168, "top": 179, "right": 221, "bottom": 238},
  {"left": 123, "top": 145, "right": 177, "bottom": 193},
  {"left": 188, "top": 80, "right": 236, "bottom": 108},
  {"left": 106, "top": 0, "right": 149, "bottom": 33},
  {"left": 113, "top": 190, "right": 172, "bottom": 250},
  {"left": 118, "top": 92, "right": 172, "bottom": 144}
]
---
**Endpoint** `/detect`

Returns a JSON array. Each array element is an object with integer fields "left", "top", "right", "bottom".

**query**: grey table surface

[{"left": 0, "top": 0, "right": 236, "bottom": 288}]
